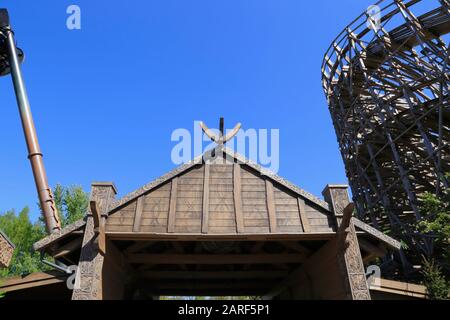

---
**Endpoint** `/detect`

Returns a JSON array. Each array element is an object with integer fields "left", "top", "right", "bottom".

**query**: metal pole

[{"left": 1, "top": 11, "right": 61, "bottom": 233}]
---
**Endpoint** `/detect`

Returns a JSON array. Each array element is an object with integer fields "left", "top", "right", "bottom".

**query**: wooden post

[
  {"left": 322, "top": 185, "right": 371, "bottom": 300},
  {"left": 72, "top": 182, "right": 122, "bottom": 300},
  {"left": 322, "top": 184, "right": 350, "bottom": 228}
]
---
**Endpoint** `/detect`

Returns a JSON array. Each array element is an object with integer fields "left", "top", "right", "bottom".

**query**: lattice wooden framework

[{"left": 322, "top": 0, "right": 450, "bottom": 265}]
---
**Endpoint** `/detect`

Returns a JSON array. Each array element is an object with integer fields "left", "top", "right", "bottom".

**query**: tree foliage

[
  {"left": 0, "top": 185, "right": 88, "bottom": 278},
  {"left": 417, "top": 185, "right": 450, "bottom": 299},
  {"left": 421, "top": 258, "right": 449, "bottom": 300},
  {"left": 52, "top": 184, "right": 89, "bottom": 227},
  {"left": 417, "top": 189, "right": 450, "bottom": 264},
  {"left": 0, "top": 207, "right": 46, "bottom": 278}
]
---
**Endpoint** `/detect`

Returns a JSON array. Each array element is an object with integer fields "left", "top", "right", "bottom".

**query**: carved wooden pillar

[
  {"left": 322, "top": 184, "right": 350, "bottom": 227},
  {"left": 72, "top": 182, "right": 117, "bottom": 300},
  {"left": 322, "top": 185, "right": 371, "bottom": 300}
]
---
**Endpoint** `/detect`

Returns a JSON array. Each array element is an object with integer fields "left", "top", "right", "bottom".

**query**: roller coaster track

[{"left": 322, "top": 0, "right": 450, "bottom": 267}]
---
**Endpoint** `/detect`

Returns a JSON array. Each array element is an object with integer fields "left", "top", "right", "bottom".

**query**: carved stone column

[
  {"left": 72, "top": 182, "right": 117, "bottom": 300},
  {"left": 322, "top": 185, "right": 371, "bottom": 300}
]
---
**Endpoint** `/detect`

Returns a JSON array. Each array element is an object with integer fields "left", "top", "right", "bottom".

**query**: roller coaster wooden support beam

[{"left": 322, "top": 0, "right": 450, "bottom": 267}]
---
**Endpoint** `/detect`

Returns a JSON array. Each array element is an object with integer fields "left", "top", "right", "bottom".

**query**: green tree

[
  {"left": 417, "top": 185, "right": 450, "bottom": 299},
  {"left": 0, "top": 208, "right": 46, "bottom": 278},
  {"left": 421, "top": 258, "right": 449, "bottom": 300},
  {"left": 0, "top": 185, "right": 88, "bottom": 278},
  {"left": 53, "top": 184, "right": 89, "bottom": 227},
  {"left": 417, "top": 190, "right": 450, "bottom": 264}
]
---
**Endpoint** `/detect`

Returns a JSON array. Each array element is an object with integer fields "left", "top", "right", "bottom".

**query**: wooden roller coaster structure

[{"left": 322, "top": 0, "right": 450, "bottom": 270}]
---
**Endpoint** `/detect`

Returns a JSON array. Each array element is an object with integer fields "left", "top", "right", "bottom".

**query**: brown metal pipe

[{"left": 4, "top": 26, "right": 61, "bottom": 234}]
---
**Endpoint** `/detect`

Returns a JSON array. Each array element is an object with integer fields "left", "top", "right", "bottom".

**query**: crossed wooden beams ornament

[
  {"left": 199, "top": 117, "right": 241, "bottom": 146},
  {"left": 199, "top": 118, "right": 241, "bottom": 162}
]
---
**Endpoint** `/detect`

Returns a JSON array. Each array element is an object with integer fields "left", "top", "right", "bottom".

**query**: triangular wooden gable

[
  {"left": 33, "top": 147, "right": 401, "bottom": 263},
  {"left": 106, "top": 149, "right": 336, "bottom": 235}
]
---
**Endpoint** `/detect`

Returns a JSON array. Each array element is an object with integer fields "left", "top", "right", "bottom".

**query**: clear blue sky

[{"left": 0, "top": 0, "right": 394, "bottom": 221}]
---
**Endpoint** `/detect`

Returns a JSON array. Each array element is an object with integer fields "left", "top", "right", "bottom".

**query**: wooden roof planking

[{"left": 33, "top": 147, "right": 400, "bottom": 266}]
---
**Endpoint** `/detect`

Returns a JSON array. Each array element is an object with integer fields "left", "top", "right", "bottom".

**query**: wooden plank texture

[
  {"left": 265, "top": 180, "right": 277, "bottom": 233},
  {"left": 132, "top": 196, "right": 145, "bottom": 232},
  {"left": 233, "top": 164, "right": 245, "bottom": 233},
  {"left": 167, "top": 178, "right": 178, "bottom": 233},
  {"left": 201, "top": 165, "right": 210, "bottom": 233},
  {"left": 298, "top": 197, "right": 311, "bottom": 233}
]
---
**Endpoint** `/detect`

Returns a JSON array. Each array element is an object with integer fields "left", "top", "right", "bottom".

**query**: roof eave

[
  {"left": 352, "top": 217, "right": 401, "bottom": 250},
  {"left": 33, "top": 219, "right": 86, "bottom": 252}
]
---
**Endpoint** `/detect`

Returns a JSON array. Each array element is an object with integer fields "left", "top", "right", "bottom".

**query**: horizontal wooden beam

[
  {"left": 128, "top": 253, "right": 307, "bottom": 265},
  {"left": 140, "top": 270, "right": 288, "bottom": 280},
  {"left": 107, "top": 232, "right": 336, "bottom": 242},
  {"left": 140, "top": 280, "right": 276, "bottom": 291},
  {"left": 124, "top": 241, "right": 155, "bottom": 254},
  {"left": 369, "top": 278, "right": 428, "bottom": 299},
  {"left": 150, "top": 289, "right": 267, "bottom": 297},
  {"left": 0, "top": 271, "right": 67, "bottom": 293}
]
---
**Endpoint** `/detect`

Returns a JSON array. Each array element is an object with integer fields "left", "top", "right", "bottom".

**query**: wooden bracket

[
  {"left": 340, "top": 203, "right": 355, "bottom": 231},
  {"left": 337, "top": 203, "right": 355, "bottom": 247},
  {"left": 90, "top": 200, "right": 106, "bottom": 255}
]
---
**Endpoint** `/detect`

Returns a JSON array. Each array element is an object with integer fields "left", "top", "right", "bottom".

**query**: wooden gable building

[
  {"left": 0, "top": 229, "right": 14, "bottom": 269},
  {"left": 2, "top": 147, "right": 401, "bottom": 300}
]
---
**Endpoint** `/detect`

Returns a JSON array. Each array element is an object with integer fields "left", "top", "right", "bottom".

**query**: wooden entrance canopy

[{"left": 32, "top": 147, "right": 400, "bottom": 299}]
